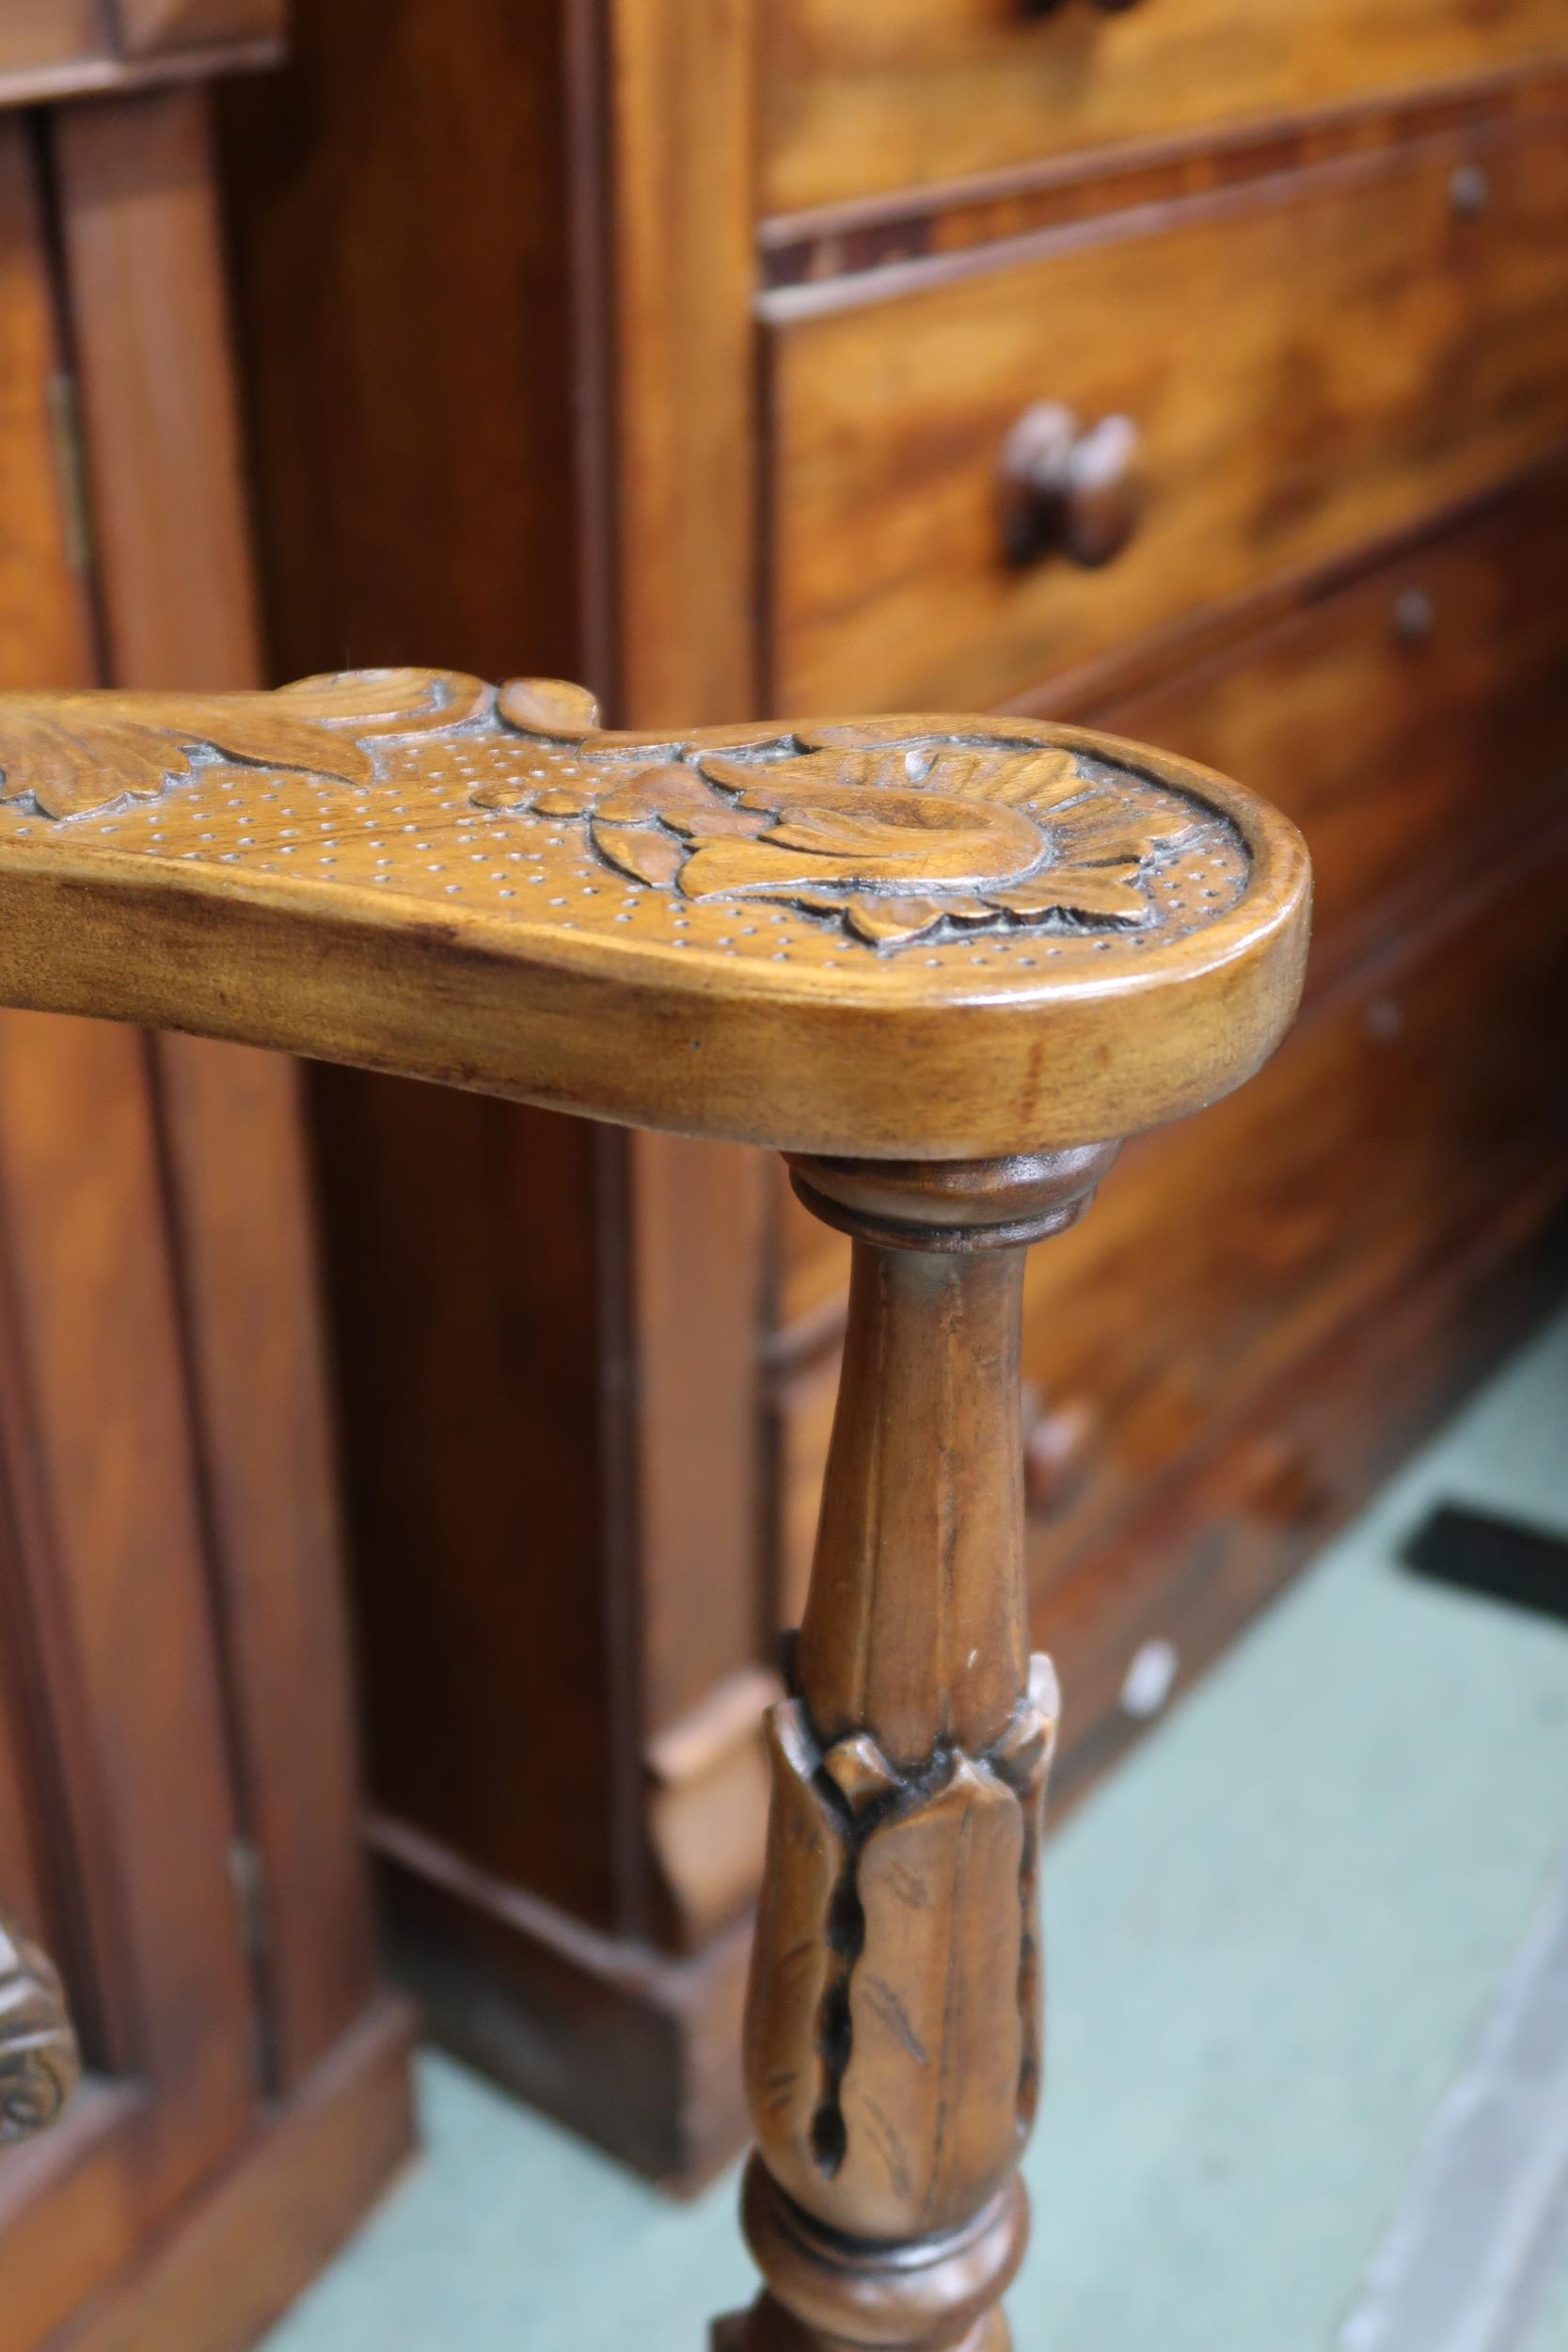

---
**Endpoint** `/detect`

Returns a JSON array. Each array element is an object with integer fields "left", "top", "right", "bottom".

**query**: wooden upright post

[{"left": 721, "top": 1150, "right": 1112, "bottom": 2351}]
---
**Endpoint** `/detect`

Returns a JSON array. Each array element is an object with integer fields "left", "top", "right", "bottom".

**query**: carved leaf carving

[
  {"left": 0, "top": 668, "right": 488, "bottom": 822},
  {"left": 744, "top": 1669, "right": 1058, "bottom": 2242},
  {"left": 592, "top": 821, "right": 686, "bottom": 887}
]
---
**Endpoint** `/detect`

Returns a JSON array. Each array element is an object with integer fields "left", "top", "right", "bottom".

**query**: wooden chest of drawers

[{"left": 218, "top": 0, "right": 1568, "bottom": 2187}]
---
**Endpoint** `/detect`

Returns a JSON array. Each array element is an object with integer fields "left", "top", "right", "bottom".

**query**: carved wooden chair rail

[{"left": 0, "top": 669, "right": 1309, "bottom": 2351}]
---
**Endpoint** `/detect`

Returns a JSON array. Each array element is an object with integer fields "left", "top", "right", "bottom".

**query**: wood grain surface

[
  {"left": 764, "top": 115, "right": 1568, "bottom": 712},
  {"left": 762, "top": 0, "right": 1568, "bottom": 215},
  {"left": 0, "top": 673, "right": 1308, "bottom": 1157}
]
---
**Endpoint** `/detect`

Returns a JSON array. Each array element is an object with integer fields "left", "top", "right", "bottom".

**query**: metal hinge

[
  {"left": 228, "top": 1836, "right": 270, "bottom": 1967},
  {"left": 45, "top": 371, "right": 95, "bottom": 578},
  {"left": 228, "top": 1836, "right": 281, "bottom": 2091}
]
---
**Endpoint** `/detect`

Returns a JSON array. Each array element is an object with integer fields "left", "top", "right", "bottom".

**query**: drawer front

[
  {"left": 771, "top": 823, "right": 1568, "bottom": 1633},
  {"left": 1013, "top": 825, "right": 1568, "bottom": 1604},
  {"left": 0, "top": 0, "right": 280, "bottom": 78},
  {"left": 762, "top": 0, "right": 1568, "bottom": 217},
  {"left": 766, "top": 119, "right": 1568, "bottom": 714},
  {"left": 1094, "top": 468, "right": 1568, "bottom": 965},
  {"left": 768, "top": 470, "right": 1568, "bottom": 1358}
]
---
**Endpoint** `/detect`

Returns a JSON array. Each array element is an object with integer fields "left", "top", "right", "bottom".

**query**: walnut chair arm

[
  {"left": 0, "top": 668, "right": 1306, "bottom": 1157},
  {"left": 0, "top": 668, "right": 1310, "bottom": 2346}
]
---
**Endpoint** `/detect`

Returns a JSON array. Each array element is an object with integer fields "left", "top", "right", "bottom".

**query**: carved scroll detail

[
  {"left": 0, "top": 1914, "right": 80, "bottom": 2144},
  {"left": 744, "top": 1657, "right": 1058, "bottom": 2242}
]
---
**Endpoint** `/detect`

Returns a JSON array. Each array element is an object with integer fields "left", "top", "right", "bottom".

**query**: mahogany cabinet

[
  {"left": 0, "top": 30, "right": 414, "bottom": 2351},
  {"left": 216, "top": 3, "right": 1568, "bottom": 2185}
]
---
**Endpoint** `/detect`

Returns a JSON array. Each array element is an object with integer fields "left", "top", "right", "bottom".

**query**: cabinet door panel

[{"left": 0, "top": 107, "right": 259, "bottom": 2333}]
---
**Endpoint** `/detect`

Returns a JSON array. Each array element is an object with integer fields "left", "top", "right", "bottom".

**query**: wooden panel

[
  {"left": 0, "top": 1590, "right": 54, "bottom": 1952},
  {"left": 217, "top": 0, "right": 584, "bottom": 691},
  {"left": 1093, "top": 465, "right": 1568, "bottom": 978},
  {"left": 55, "top": 86, "right": 264, "bottom": 693},
  {"left": 604, "top": 0, "right": 760, "bottom": 725},
  {"left": 0, "top": 2, "right": 279, "bottom": 102},
  {"left": 761, "top": 0, "right": 1568, "bottom": 216},
  {"left": 110, "top": 0, "right": 284, "bottom": 60},
  {"left": 765, "top": 117, "right": 1568, "bottom": 713},
  {"left": 309, "top": 1080, "right": 623, "bottom": 1931},
  {"left": 0, "top": 1014, "right": 256, "bottom": 2213},
  {"left": 0, "top": 6, "right": 104, "bottom": 83},
  {"left": 0, "top": 116, "right": 96, "bottom": 691},
  {"left": 153, "top": 1041, "right": 376, "bottom": 2090},
  {"left": 56, "top": 78, "right": 381, "bottom": 2093}
]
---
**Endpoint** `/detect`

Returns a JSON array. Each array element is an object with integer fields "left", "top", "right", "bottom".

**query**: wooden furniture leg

[
  {"left": 719, "top": 1150, "right": 1110, "bottom": 2352},
  {"left": 0, "top": 669, "right": 1310, "bottom": 2331}
]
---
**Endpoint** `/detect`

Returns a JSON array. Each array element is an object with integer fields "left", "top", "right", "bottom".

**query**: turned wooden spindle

[{"left": 0, "top": 670, "right": 1308, "bottom": 2336}]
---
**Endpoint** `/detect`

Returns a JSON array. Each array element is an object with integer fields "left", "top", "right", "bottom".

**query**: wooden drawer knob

[{"left": 1000, "top": 401, "right": 1142, "bottom": 568}]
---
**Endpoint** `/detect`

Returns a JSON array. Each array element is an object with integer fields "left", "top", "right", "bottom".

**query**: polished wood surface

[
  {"left": 0, "top": 118, "right": 95, "bottom": 691},
  {"left": 55, "top": 87, "right": 265, "bottom": 694},
  {"left": 772, "top": 468, "right": 1568, "bottom": 1679},
  {"left": 765, "top": 114, "right": 1568, "bottom": 712},
  {"left": 214, "top": 0, "right": 1568, "bottom": 2196},
  {"left": 761, "top": 0, "right": 1568, "bottom": 216},
  {"left": 0, "top": 0, "right": 280, "bottom": 103},
  {"left": 0, "top": 675, "right": 1308, "bottom": 1156},
  {"left": 0, "top": 63, "right": 415, "bottom": 2350},
  {"left": 0, "top": 668, "right": 1309, "bottom": 2352}
]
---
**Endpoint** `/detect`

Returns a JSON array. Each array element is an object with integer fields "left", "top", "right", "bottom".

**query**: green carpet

[{"left": 264, "top": 1306, "right": 1568, "bottom": 2352}]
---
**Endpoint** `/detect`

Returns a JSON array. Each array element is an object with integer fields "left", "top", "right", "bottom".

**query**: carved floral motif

[
  {"left": 0, "top": 1914, "right": 80, "bottom": 2144},
  {"left": 483, "top": 689, "right": 1202, "bottom": 949},
  {"left": 0, "top": 666, "right": 1207, "bottom": 953}
]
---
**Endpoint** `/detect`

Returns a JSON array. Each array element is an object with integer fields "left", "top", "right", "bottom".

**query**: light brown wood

[
  {"left": 110, "top": 0, "right": 283, "bottom": 59},
  {"left": 0, "top": 674, "right": 1307, "bottom": 1158},
  {"left": 0, "top": 1, "right": 279, "bottom": 103},
  {"left": 55, "top": 86, "right": 265, "bottom": 694},
  {"left": 763, "top": 115, "right": 1568, "bottom": 713},
  {"left": 38, "top": 1996, "right": 415, "bottom": 2352},
  {"left": 727, "top": 1152, "right": 1101, "bottom": 2349},
  {"left": 602, "top": 0, "right": 760, "bottom": 726},
  {"left": 151, "top": 1040, "right": 378, "bottom": 2090},
  {"left": 208, "top": 0, "right": 1568, "bottom": 2211},
  {"left": 761, "top": 0, "right": 1568, "bottom": 216},
  {"left": 0, "top": 118, "right": 96, "bottom": 693},
  {"left": 0, "top": 665, "right": 1308, "bottom": 2344}
]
